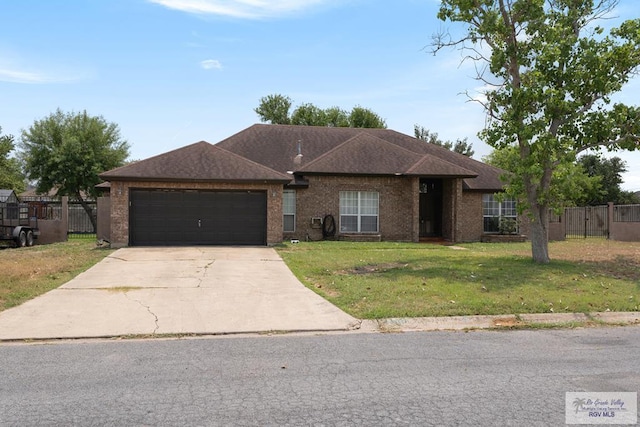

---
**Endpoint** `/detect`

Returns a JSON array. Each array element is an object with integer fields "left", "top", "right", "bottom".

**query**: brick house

[{"left": 99, "top": 124, "right": 516, "bottom": 247}]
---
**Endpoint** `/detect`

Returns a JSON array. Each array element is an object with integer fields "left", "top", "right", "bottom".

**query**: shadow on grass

[{"left": 284, "top": 245, "right": 639, "bottom": 318}]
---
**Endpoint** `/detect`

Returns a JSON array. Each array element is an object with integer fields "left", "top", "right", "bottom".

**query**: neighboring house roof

[
  {"left": 19, "top": 187, "right": 57, "bottom": 201},
  {"left": 0, "top": 189, "right": 18, "bottom": 203},
  {"left": 215, "top": 124, "right": 505, "bottom": 191},
  {"left": 100, "top": 141, "right": 291, "bottom": 183}
]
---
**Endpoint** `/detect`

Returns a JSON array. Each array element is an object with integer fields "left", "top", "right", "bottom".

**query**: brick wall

[
  {"left": 458, "top": 191, "right": 531, "bottom": 242},
  {"left": 108, "top": 181, "right": 283, "bottom": 247},
  {"left": 458, "top": 191, "right": 484, "bottom": 242},
  {"left": 285, "top": 175, "right": 420, "bottom": 242},
  {"left": 108, "top": 177, "right": 501, "bottom": 246}
]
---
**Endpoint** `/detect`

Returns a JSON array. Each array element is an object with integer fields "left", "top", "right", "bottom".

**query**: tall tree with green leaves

[
  {"left": 577, "top": 154, "right": 639, "bottom": 204},
  {"left": 291, "top": 103, "right": 328, "bottom": 126},
  {"left": 254, "top": 94, "right": 292, "bottom": 125},
  {"left": 324, "top": 106, "right": 350, "bottom": 127},
  {"left": 20, "top": 109, "right": 130, "bottom": 232},
  {"left": 255, "top": 94, "right": 387, "bottom": 128},
  {"left": 348, "top": 106, "right": 386, "bottom": 128},
  {"left": 483, "top": 147, "right": 600, "bottom": 206},
  {"left": 414, "top": 125, "right": 475, "bottom": 156},
  {"left": 0, "top": 127, "right": 25, "bottom": 192},
  {"left": 434, "top": 0, "right": 640, "bottom": 263}
]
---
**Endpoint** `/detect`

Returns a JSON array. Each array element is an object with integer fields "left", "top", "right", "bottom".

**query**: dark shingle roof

[
  {"left": 216, "top": 124, "right": 505, "bottom": 190},
  {"left": 100, "top": 141, "right": 291, "bottom": 183},
  {"left": 297, "top": 132, "right": 477, "bottom": 178}
]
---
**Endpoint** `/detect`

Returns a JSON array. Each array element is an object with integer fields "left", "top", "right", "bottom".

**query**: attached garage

[
  {"left": 130, "top": 189, "right": 267, "bottom": 246},
  {"left": 99, "top": 141, "right": 291, "bottom": 247}
]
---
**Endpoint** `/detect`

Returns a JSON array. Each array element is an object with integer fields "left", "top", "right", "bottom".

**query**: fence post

[
  {"left": 61, "top": 196, "right": 69, "bottom": 242},
  {"left": 608, "top": 202, "right": 614, "bottom": 240}
]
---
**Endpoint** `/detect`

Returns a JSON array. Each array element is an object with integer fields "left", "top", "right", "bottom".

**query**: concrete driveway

[{"left": 0, "top": 247, "right": 358, "bottom": 340}]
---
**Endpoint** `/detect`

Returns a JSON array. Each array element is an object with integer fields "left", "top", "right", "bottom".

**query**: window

[
  {"left": 283, "top": 190, "right": 296, "bottom": 232},
  {"left": 340, "top": 191, "right": 379, "bottom": 233},
  {"left": 483, "top": 194, "right": 517, "bottom": 233}
]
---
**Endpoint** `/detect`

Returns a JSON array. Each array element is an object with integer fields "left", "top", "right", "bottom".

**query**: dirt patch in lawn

[
  {"left": 344, "top": 262, "right": 410, "bottom": 275},
  {"left": 549, "top": 240, "right": 640, "bottom": 281},
  {"left": 551, "top": 240, "right": 640, "bottom": 262}
]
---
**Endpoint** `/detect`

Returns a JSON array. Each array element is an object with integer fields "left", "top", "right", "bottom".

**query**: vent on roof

[{"left": 293, "top": 140, "right": 303, "bottom": 165}]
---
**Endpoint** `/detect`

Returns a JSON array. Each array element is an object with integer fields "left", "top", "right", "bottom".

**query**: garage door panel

[{"left": 130, "top": 190, "right": 267, "bottom": 246}]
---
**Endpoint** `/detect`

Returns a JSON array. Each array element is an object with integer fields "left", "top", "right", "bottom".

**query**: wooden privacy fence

[{"left": 550, "top": 203, "right": 640, "bottom": 241}]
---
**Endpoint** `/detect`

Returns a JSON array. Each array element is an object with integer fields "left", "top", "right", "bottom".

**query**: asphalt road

[{"left": 1, "top": 327, "right": 639, "bottom": 426}]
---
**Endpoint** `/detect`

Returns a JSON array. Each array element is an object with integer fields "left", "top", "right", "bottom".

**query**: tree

[
  {"left": 414, "top": 125, "right": 475, "bottom": 156},
  {"left": 483, "top": 147, "right": 600, "bottom": 206},
  {"left": 0, "top": 127, "right": 25, "bottom": 192},
  {"left": 434, "top": 0, "right": 640, "bottom": 263},
  {"left": 255, "top": 94, "right": 387, "bottom": 128},
  {"left": 577, "top": 154, "right": 640, "bottom": 204},
  {"left": 324, "top": 106, "right": 350, "bottom": 127},
  {"left": 348, "top": 106, "right": 386, "bottom": 128},
  {"left": 291, "top": 103, "right": 327, "bottom": 126},
  {"left": 20, "top": 109, "right": 130, "bottom": 232},
  {"left": 254, "top": 94, "right": 292, "bottom": 124}
]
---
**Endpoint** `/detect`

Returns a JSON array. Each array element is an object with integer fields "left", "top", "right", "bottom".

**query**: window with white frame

[
  {"left": 483, "top": 194, "right": 517, "bottom": 233},
  {"left": 340, "top": 191, "right": 379, "bottom": 233},
  {"left": 283, "top": 190, "right": 296, "bottom": 232}
]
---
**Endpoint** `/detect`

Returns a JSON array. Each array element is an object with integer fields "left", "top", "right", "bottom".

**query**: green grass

[
  {"left": 0, "top": 240, "right": 114, "bottom": 311},
  {"left": 276, "top": 240, "right": 640, "bottom": 319}
]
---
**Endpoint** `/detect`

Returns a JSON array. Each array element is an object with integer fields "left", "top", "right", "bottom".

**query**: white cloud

[
  {"left": 0, "top": 51, "right": 90, "bottom": 84},
  {"left": 148, "top": 0, "right": 330, "bottom": 19},
  {"left": 200, "top": 59, "right": 222, "bottom": 69},
  {"left": 0, "top": 67, "right": 52, "bottom": 84},
  {"left": 0, "top": 66, "right": 84, "bottom": 84}
]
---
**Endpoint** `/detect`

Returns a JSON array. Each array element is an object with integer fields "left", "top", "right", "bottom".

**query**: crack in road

[{"left": 124, "top": 293, "right": 159, "bottom": 334}]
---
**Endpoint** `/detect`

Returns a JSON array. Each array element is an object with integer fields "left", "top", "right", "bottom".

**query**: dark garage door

[{"left": 130, "top": 189, "right": 267, "bottom": 246}]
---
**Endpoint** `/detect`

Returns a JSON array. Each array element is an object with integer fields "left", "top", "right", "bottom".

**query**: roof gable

[
  {"left": 297, "top": 132, "right": 421, "bottom": 175},
  {"left": 0, "top": 189, "right": 18, "bottom": 203},
  {"left": 405, "top": 154, "right": 478, "bottom": 177},
  {"left": 100, "top": 141, "right": 290, "bottom": 183},
  {"left": 297, "top": 132, "right": 477, "bottom": 177},
  {"left": 217, "top": 124, "right": 500, "bottom": 189}
]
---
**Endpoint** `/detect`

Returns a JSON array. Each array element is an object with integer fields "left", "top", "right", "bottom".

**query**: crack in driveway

[
  {"left": 197, "top": 260, "right": 215, "bottom": 287},
  {"left": 124, "top": 293, "right": 159, "bottom": 334}
]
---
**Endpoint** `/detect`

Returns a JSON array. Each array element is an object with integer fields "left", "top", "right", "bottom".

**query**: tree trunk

[
  {"left": 76, "top": 193, "right": 97, "bottom": 233},
  {"left": 529, "top": 205, "right": 550, "bottom": 264}
]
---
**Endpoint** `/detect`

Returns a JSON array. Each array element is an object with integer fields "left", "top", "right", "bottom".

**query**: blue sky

[{"left": 1, "top": 0, "right": 639, "bottom": 191}]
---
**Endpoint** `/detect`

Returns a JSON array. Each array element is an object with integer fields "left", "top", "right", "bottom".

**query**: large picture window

[
  {"left": 340, "top": 191, "right": 379, "bottom": 233},
  {"left": 483, "top": 194, "right": 517, "bottom": 233},
  {"left": 283, "top": 190, "right": 296, "bottom": 232}
]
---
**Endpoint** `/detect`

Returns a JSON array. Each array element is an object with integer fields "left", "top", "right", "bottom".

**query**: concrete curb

[
  {"left": 2, "top": 312, "right": 638, "bottom": 343},
  {"left": 358, "top": 312, "right": 640, "bottom": 333}
]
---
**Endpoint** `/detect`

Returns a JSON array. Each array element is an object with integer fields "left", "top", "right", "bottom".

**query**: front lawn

[
  {"left": 0, "top": 240, "right": 113, "bottom": 311},
  {"left": 276, "top": 240, "right": 640, "bottom": 319}
]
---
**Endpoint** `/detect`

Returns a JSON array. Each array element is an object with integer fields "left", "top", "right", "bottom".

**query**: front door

[{"left": 419, "top": 179, "right": 443, "bottom": 238}]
